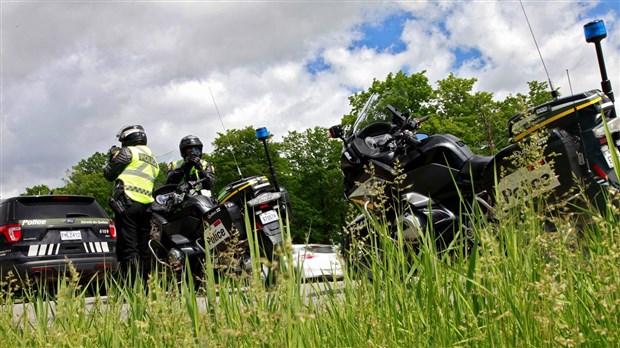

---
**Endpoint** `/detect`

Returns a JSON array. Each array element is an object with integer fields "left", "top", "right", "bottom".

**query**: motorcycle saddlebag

[
  {"left": 495, "top": 128, "right": 582, "bottom": 208},
  {"left": 216, "top": 175, "right": 272, "bottom": 206},
  {"left": 508, "top": 89, "right": 611, "bottom": 141},
  {"left": 545, "top": 128, "right": 582, "bottom": 196},
  {"left": 203, "top": 202, "right": 244, "bottom": 252}
]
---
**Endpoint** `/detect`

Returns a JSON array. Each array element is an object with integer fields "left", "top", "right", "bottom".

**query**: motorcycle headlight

[
  {"left": 247, "top": 192, "right": 282, "bottom": 207},
  {"left": 168, "top": 248, "right": 185, "bottom": 271},
  {"left": 155, "top": 193, "right": 171, "bottom": 205}
]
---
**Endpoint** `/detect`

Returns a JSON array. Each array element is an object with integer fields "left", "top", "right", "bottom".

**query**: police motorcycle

[
  {"left": 208, "top": 127, "right": 291, "bottom": 282},
  {"left": 149, "top": 177, "right": 213, "bottom": 283},
  {"left": 210, "top": 172, "right": 290, "bottom": 281},
  {"left": 149, "top": 128, "right": 291, "bottom": 284},
  {"left": 329, "top": 94, "right": 491, "bottom": 264}
]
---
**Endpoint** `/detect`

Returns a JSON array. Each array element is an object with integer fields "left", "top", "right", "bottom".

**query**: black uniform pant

[{"left": 115, "top": 202, "right": 152, "bottom": 279}]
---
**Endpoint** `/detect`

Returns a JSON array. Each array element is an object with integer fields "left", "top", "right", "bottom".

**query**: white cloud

[{"left": 1, "top": 1, "right": 618, "bottom": 198}]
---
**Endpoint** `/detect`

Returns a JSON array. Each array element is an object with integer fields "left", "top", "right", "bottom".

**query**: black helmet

[
  {"left": 179, "top": 135, "right": 203, "bottom": 158},
  {"left": 116, "top": 125, "right": 147, "bottom": 146}
]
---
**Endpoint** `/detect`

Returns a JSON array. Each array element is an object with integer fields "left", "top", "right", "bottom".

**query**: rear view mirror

[{"left": 329, "top": 125, "right": 344, "bottom": 139}]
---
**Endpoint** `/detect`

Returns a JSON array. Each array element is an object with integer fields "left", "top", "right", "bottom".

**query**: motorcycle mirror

[
  {"left": 417, "top": 133, "right": 429, "bottom": 141},
  {"left": 387, "top": 104, "right": 407, "bottom": 127},
  {"left": 328, "top": 125, "right": 344, "bottom": 139}
]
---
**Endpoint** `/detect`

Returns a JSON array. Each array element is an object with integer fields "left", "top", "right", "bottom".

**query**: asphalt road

[{"left": 10, "top": 280, "right": 347, "bottom": 324}]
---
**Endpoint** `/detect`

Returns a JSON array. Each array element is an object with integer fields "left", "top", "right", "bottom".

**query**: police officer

[
  {"left": 166, "top": 135, "right": 215, "bottom": 191},
  {"left": 104, "top": 125, "right": 160, "bottom": 281}
]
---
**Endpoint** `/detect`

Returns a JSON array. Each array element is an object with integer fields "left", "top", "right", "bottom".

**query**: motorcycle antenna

[
  {"left": 209, "top": 87, "right": 244, "bottom": 179},
  {"left": 519, "top": 0, "right": 559, "bottom": 100},
  {"left": 566, "top": 69, "right": 592, "bottom": 171}
]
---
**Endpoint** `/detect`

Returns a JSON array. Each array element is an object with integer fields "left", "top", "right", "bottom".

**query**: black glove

[
  {"left": 107, "top": 145, "right": 120, "bottom": 160},
  {"left": 183, "top": 155, "right": 203, "bottom": 171}
]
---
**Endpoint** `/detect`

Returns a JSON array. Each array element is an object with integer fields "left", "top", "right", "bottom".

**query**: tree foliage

[
  {"left": 22, "top": 185, "right": 54, "bottom": 196},
  {"left": 430, "top": 73, "right": 508, "bottom": 154},
  {"left": 54, "top": 152, "right": 114, "bottom": 211},
  {"left": 342, "top": 71, "right": 434, "bottom": 134},
  {"left": 279, "top": 127, "right": 346, "bottom": 243}
]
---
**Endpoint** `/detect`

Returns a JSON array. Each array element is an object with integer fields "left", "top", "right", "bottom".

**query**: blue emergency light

[
  {"left": 256, "top": 127, "right": 269, "bottom": 141},
  {"left": 584, "top": 20, "right": 607, "bottom": 43}
]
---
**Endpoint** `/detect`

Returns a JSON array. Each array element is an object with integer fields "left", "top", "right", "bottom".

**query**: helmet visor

[
  {"left": 185, "top": 146, "right": 202, "bottom": 157},
  {"left": 116, "top": 125, "right": 144, "bottom": 141}
]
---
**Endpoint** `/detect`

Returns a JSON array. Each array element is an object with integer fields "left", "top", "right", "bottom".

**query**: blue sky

[
  {"left": 350, "top": 12, "right": 413, "bottom": 54},
  {"left": 308, "top": 2, "right": 618, "bottom": 79}
]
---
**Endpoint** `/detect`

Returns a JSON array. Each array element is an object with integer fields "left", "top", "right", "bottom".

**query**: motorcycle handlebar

[
  {"left": 178, "top": 176, "right": 209, "bottom": 193},
  {"left": 418, "top": 115, "right": 430, "bottom": 123}
]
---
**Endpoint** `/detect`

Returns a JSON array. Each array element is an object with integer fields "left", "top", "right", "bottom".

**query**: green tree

[
  {"left": 527, "top": 80, "right": 557, "bottom": 106},
  {"left": 431, "top": 73, "right": 507, "bottom": 154},
  {"left": 280, "top": 127, "right": 346, "bottom": 243},
  {"left": 54, "top": 152, "right": 113, "bottom": 210},
  {"left": 22, "top": 185, "right": 54, "bottom": 196},
  {"left": 341, "top": 70, "right": 434, "bottom": 133}
]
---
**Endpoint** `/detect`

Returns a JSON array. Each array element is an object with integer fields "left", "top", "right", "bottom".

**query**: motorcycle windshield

[{"left": 351, "top": 94, "right": 393, "bottom": 136}]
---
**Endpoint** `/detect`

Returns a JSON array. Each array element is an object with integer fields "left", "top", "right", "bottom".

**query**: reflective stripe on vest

[
  {"left": 171, "top": 158, "right": 208, "bottom": 182},
  {"left": 118, "top": 146, "right": 159, "bottom": 204}
]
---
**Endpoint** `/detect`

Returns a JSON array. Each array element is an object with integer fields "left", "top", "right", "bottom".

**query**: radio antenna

[
  {"left": 566, "top": 69, "right": 591, "bottom": 171},
  {"left": 209, "top": 87, "right": 243, "bottom": 179},
  {"left": 519, "top": 0, "right": 559, "bottom": 100}
]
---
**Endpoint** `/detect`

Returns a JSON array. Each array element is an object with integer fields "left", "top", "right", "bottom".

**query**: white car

[{"left": 291, "top": 244, "right": 343, "bottom": 280}]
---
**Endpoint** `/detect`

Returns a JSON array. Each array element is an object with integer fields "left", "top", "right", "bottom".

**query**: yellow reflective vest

[
  {"left": 118, "top": 145, "right": 159, "bottom": 204},
  {"left": 169, "top": 158, "right": 209, "bottom": 182}
]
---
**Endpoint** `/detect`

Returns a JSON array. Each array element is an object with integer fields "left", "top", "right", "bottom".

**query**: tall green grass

[{"left": 1, "top": 193, "right": 618, "bottom": 347}]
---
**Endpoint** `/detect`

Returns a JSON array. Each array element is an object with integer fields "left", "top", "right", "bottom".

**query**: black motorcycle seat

[
  {"left": 374, "top": 151, "right": 396, "bottom": 163},
  {"left": 460, "top": 154, "right": 495, "bottom": 181},
  {"left": 153, "top": 184, "right": 178, "bottom": 196}
]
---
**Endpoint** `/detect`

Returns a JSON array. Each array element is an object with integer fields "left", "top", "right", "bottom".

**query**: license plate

[
  {"left": 259, "top": 210, "right": 279, "bottom": 224},
  {"left": 206, "top": 219, "right": 230, "bottom": 250},
  {"left": 60, "top": 230, "right": 82, "bottom": 241},
  {"left": 602, "top": 145, "right": 619, "bottom": 168},
  {"left": 497, "top": 163, "right": 561, "bottom": 209}
]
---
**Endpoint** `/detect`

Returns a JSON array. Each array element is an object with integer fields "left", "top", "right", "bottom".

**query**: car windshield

[
  {"left": 292, "top": 245, "right": 335, "bottom": 254},
  {"left": 350, "top": 94, "right": 393, "bottom": 136},
  {"left": 307, "top": 246, "right": 334, "bottom": 253}
]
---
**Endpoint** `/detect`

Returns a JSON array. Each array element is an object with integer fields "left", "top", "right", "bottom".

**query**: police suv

[{"left": 0, "top": 195, "right": 118, "bottom": 286}]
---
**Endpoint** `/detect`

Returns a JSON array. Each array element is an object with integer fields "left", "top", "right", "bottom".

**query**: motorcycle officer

[
  {"left": 166, "top": 135, "right": 215, "bottom": 192},
  {"left": 104, "top": 125, "right": 160, "bottom": 282}
]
